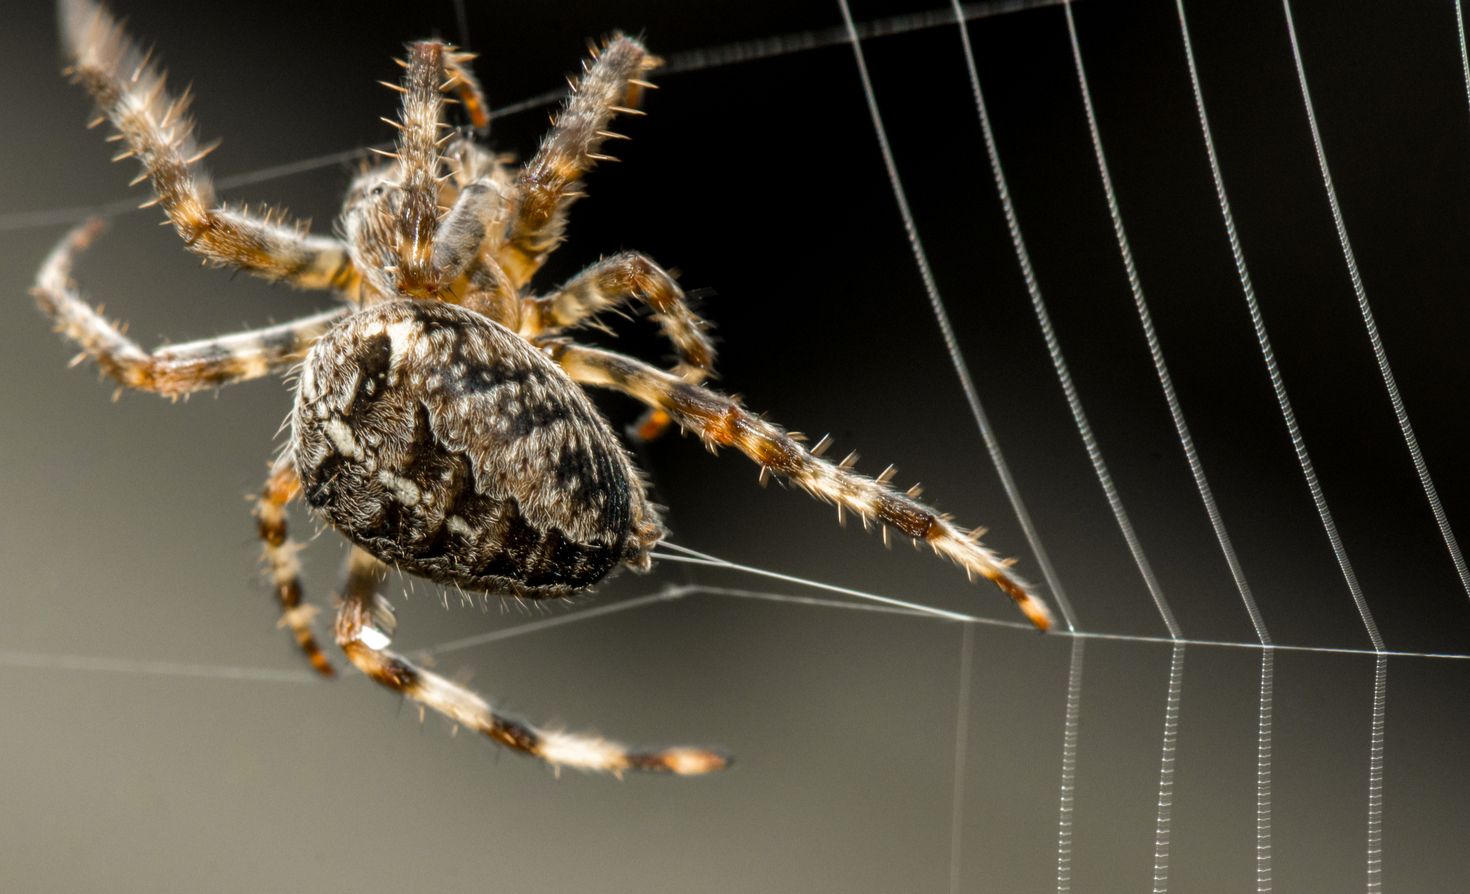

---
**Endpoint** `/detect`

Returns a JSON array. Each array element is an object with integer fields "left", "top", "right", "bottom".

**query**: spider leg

[
  {"left": 59, "top": 0, "right": 357, "bottom": 293},
  {"left": 547, "top": 341, "right": 1057, "bottom": 631},
  {"left": 32, "top": 219, "right": 348, "bottom": 397},
  {"left": 498, "top": 36, "right": 661, "bottom": 288},
  {"left": 376, "top": 48, "right": 510, "bottom": 299},
  {"left": 442, "top": 51, "right": 491, "bottom": 132},
  {"left": 385, "top": 41, "right": 452, "bottom": 296},
  {"left": 530, "top": 253, "right": 715, "bottom": 442},
  {"left": 334, "top": 546, "right": 728, "bottom": 775},
  {"left": 530, "top": 252, "right": 715, "bottom": 378},
  {"left": 255, "top": 453, "right": 334, "bottom": 677}
]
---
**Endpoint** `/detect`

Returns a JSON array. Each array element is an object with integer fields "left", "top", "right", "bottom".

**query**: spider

[{"left": 33, "top": 0, "right": 1054, "bottom": 776}]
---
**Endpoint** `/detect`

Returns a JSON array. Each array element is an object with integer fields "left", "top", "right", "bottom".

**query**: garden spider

[{"left": 33, "top": 0, "right": 1054, "bottom": 776}]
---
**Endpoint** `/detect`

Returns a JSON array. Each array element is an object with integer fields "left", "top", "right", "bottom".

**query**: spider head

[
  {"left": 341, "top": 158, "right": 509, "bottom": 304},
  {"left": 340, "top": 36, "right": 506, "bottom": 306}
]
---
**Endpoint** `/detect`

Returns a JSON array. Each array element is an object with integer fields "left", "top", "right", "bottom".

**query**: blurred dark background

[{"left": 2, "top": 0, "right": 1468, "bottom": 890}]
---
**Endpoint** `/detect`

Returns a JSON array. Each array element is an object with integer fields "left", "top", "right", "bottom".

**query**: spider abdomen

[{"left": 291, "top": 300, "right": 660, "bottom": 598}]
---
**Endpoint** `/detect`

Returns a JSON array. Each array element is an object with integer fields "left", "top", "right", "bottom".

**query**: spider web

[{"left": 1, "top": 1, "right": 1468, "bottom": 891}]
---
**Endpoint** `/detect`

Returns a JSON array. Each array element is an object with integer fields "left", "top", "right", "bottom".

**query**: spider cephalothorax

[{"left": 34, "top": 0, "right": 1053, "bottom": 776}]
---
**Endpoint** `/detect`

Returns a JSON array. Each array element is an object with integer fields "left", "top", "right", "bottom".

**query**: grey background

[{"left": 2, "top": 0, "right": 1469, "bottom": 890}]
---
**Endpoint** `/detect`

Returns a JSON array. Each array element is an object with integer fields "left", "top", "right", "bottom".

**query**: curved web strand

[
  {"left": 1065, "top": 1, "right": 1267, "bottom": 644},
  {"left": 1061, "top": 9, "right": 1197, "bottom": 891},
  {"left": 1173, "top": 0, "right": 1381, "bottom": 649},
  {"left": 1459, "top": 1, "right": 1470, "bottom": 125},
  {"left": 850, "top": 0, "right": 1182, "bottom": 642},
  {"left": 1173, "top": 6, "right": 1282, "bottom": 886},
  {"left": 1282, "top": 0, "right": 1470, "bottom": 608},
  {"left": 1185, "top": 2, "right": 1394, "bottom": 890},
  {"left": 1270, "top": 0, "right": 1381, "bottom": 652},
  {"left": 835, "top": 0, "right": 1076, "bottom": 631},
  {"left": 1055, "top": 2, "right": 1180, "bottom": 641}
]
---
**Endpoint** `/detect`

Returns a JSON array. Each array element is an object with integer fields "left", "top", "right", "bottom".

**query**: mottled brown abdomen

[{"left": 290, "top": 300, "right": 661, "bottom": 598}]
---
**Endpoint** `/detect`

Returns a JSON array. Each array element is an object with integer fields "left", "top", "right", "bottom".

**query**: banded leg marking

[
  {"left": 256, "top": 455, "right": 334, "bottom": 677},
  {"left": 532, "top": 252, "right": 715, "bottom": 376},
  {"left": 549, "top": 342, "right": 1056, "bottom": 631},
  {"left": 499, "top": 36, "right": 661, "bottom": 287},
  {"left": 60, "top": 0, "right": 356, "bottom": 292},
  {"left": 442, "top": 50, "right": 491, "bottom": 132},
  {"left": 33, "top": 219, "right": 348, "bottom": 397},
  {"left": 335, "top": 546, "right": 728, "bottom": 775},
  {"left": 533, "top": 252, "right": 714, "bottom": 441}
]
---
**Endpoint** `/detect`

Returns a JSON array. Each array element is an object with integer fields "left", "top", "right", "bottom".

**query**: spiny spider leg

[
  {"left": 256, "top": 453, "right": 334, "bottom": 677},
  {"left": 547, "top": 341, "right": 1057, "bottom": 631},
  {"left": 442, "top": 50, "right": 491, "bottom": 132},
  {"left": 388, "top": 41, "right": 452, "bottom": 296},
  {"left": 530, "top": 252, "right": 716, "bottom": 381},
  {"left": 380, "top": 47, "right": 505, "bottom": 299},
  {"left": 442, "top": 135, "right": 716, "bottom": 393},
  {"left": 59, "top": 0, "right": 357, "bottom": 293},
  {"left": 531, "top": 252, "right": 716, "bottom": 443},
  {"left": 499, "top": 36, "right": 661, "bottom": 288},
  {"left": 32, "top": 219, "right": 348, "bottom": 398},
  {"left": 335, "top": 546, "right": 728, "bottom": 775}
]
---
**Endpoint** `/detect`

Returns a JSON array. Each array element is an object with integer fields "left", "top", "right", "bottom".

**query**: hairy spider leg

[
  {"left": 373, "top": 47, "right": 508, "bottom": 300},
  {"left": 529, "top": 252, "right": 718, "bottom": 442},
  {"left": 424, "top": 140, "right": 517, "bottom": 312},
  {"left": 450, "top": 238, "right": 719, "bottom": 444},
  {"left": 381, "top": 44, "right": 709, "bottom": 434},
  {"left": 32, "top": 219, "right": 348, "bottom": 398},
  {"left": 256, "top": 454, "right": 334, "bottom": 677},
  {"left": 530, "top": 252, "right": 715, "bottom": 378},
  {"left": 335, "top": 546, "right": 729, "bottom": 775},
  {"left": 59, "top": 0, "right": 358, "bottom": 294},
  {"left": 548, "top": 342, "right": 1057, "bottom": 631},
  {"left": 442, "top": 50, "right": 491, "bottom": 132},
  {"left": 498, "top": 35, "right": 661, "bottom": 288},
  {"left": 387, "top": 41, "right": 452, "bottom": 297}
]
